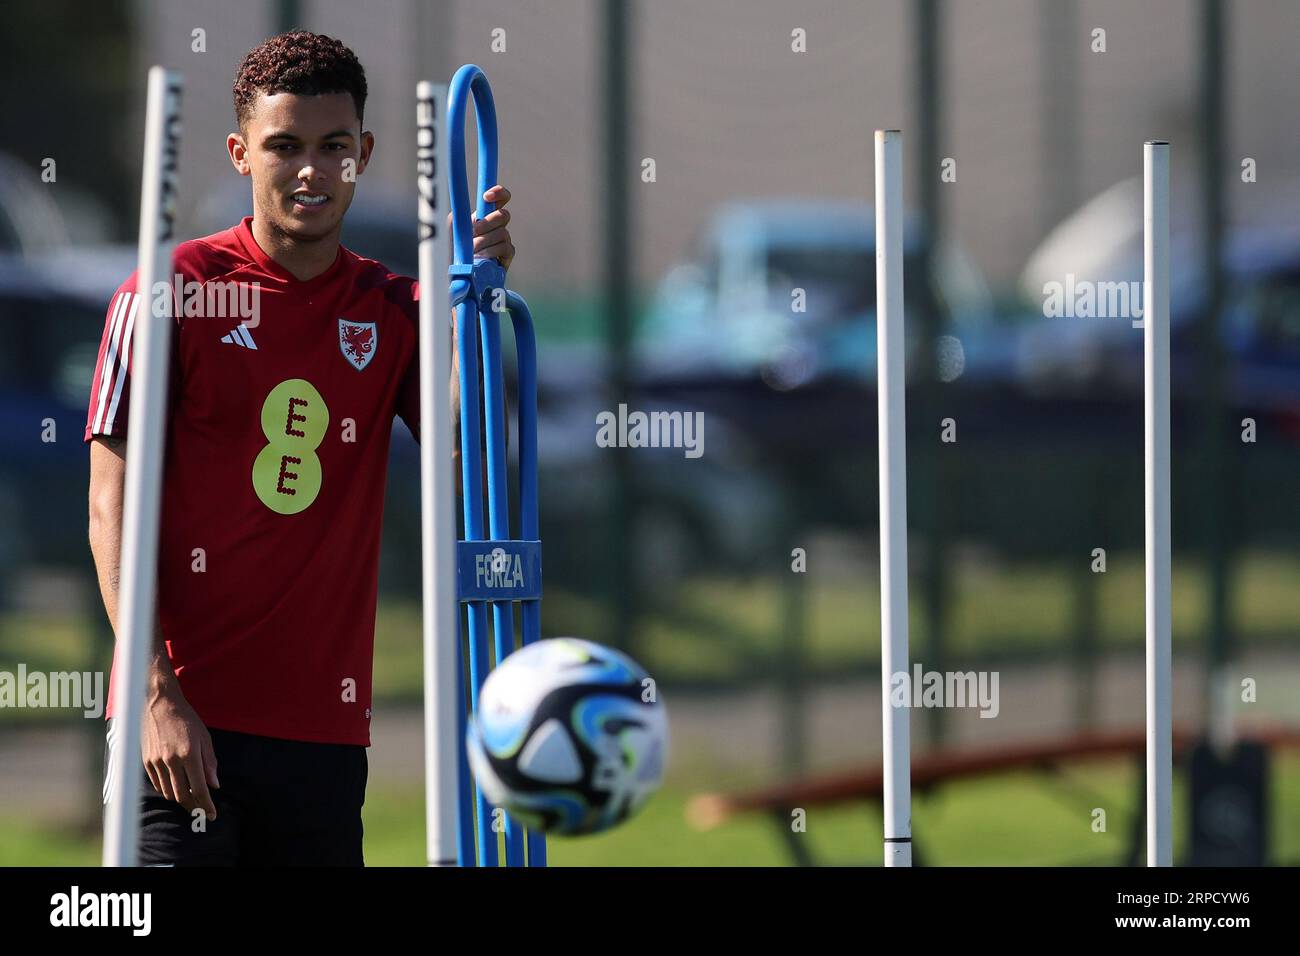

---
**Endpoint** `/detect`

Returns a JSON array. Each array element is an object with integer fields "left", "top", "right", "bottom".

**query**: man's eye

[{"left": 325, "top": 143, "right": 346, "bottom": 151}]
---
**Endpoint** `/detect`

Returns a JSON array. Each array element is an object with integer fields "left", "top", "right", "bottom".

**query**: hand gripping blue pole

[{"left": 448, "top": 63, "right": 546, "bottom": 868}]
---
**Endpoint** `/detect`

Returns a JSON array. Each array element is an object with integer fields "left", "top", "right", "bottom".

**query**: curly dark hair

[{"left": 233, "top": 31, "right": 367, "bottom": 130}]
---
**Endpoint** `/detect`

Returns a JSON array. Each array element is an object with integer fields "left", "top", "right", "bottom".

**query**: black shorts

[{"left": 103, "top": 720, "right": 368, "bottom": 866}]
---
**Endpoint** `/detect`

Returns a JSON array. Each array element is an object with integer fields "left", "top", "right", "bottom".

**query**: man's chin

[{"left": 276, "top": 212, "right": 341, "bottom": 243}]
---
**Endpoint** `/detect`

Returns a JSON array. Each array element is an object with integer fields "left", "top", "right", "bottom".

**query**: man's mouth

[{"left": 291, "top": 191, "right": 330, "bottom": 207}]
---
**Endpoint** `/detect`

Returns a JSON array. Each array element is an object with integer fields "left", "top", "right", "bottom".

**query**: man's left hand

[{"left": 448, "top": 185, "right": 515, "bottom": 271}]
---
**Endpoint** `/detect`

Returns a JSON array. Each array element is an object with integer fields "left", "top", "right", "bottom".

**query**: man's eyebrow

[{"left": 262, "top": 129, "right": 355, "bottom": 141}]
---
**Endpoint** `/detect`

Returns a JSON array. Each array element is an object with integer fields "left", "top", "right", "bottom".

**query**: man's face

[{"left": 227, "top": 91, "right": 373, "bottom": 242}]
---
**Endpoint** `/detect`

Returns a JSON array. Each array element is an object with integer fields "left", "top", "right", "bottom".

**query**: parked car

[
  {"left": 1016, "top": 177, "right": 1300, "bottom": 423},
  {"left": 529, "top": 200, "right": 1022, "bottom": 580},
  {"left": 0, "top": 246, "right": 136, "bottom": 582},
  {"left": 637, "top": 198, "right": 1005, "bottom": 390}
]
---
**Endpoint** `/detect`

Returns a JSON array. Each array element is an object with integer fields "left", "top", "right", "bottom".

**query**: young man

[{"left": 86, "top": 31, "right": 514, "bottom": 865}]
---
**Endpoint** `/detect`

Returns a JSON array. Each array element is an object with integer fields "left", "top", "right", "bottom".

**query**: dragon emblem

[{"left": 338, "top": 319, "right": 378, "bottom": 371}]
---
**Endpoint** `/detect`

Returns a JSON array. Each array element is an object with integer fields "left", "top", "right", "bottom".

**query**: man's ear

[
  {"left": 356, "top": 130, "right": 375, "bottom": 177},
  {"left": 227, "top": 132, "right": 251, "bottom": 177}
]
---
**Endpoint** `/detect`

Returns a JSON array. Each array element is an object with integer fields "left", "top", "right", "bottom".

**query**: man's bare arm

[
  {"left": 88, "top": 435, "right": 219, "bottom": 818},
  {"left": 88, "top": 435, "right": 128, "bottom": 636},
  {"left": 88, "top": 437, "right": 169, "bottom": 674}
]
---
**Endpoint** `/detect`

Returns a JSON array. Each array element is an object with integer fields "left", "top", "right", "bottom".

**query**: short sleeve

[
  {"left": 84, "top": 275, "right": 141, "bottom": 442},
  {"left": 83, "top": 273, "right": 182, "bottom": 443}
]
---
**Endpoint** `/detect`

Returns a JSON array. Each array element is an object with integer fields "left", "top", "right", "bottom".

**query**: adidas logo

[{"left": 221, "top": 325, "right": 258, "bottom": 349}]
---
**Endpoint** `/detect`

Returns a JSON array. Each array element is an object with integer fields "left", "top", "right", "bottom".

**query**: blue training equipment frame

[{"left": 447, "top": 63, "right": 546, "bottom": 868}]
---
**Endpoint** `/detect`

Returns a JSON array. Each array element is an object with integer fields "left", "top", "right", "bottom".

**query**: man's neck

[{"left": 250, "top": 215, "right": 340, "bottom": 282}]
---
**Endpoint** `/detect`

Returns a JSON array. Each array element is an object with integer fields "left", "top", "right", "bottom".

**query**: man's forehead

[{"left": 249, "top": 90, "right": 359, "bottom": 131}]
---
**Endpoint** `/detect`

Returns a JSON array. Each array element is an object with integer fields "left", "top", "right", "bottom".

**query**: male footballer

[{"left": 86, "top": 31, "right": 514, "bottom": 865}]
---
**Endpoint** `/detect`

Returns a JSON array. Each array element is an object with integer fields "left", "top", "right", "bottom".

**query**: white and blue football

[{"left": 466, "top": 637, "right": 668, "bottom": 836}]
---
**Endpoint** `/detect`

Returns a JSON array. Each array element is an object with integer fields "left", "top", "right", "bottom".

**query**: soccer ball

[{"left": 466, "top": 637, "right": 668, "bottom": 836}]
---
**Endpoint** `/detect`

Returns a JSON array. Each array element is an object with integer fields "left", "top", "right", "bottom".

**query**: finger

[
  {"left": 484, "top": 185, "right": 510, "bottom": 207},
  {"left": 474, "top": 240, "right": 514, "bottom": 264},
  {"left": 473, "top": 231, "right": 511, "bottom": 256},
  {"left": 165, "top": 759, "right": 194, "bottom": 811},
  {"left": 472, "top": 226, "right": 510, "bottom": 251},
  {"left": 473, "top": 218, "right": 509, "bottom": 244},
  {"left": 202, "top": 736, "right": 220, "bottom": 791},
  {"left": 150, "top": 762, "right": 176, "bottom": 802},
  {"left": 186, "top": 753, "right": 218, "bottom": 821},
  {"left": 474, "top": 208, "right": 511, "bottom": 235},
  {"left": 145, "top": 763, "right": 164, "bottom": 798}
]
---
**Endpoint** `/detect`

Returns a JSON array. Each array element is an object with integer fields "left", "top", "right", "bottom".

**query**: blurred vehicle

[
  {"left": 530, "top": 200, "right": 1022, "bottom": 582},
  {"left": 0, "top": 152, "right": 116, "bottom": 255},
  {"left": 0, "top": 153, "right": 70, "bottom": 254},
  {"left": 1016, "top": 177, "right": 1300, "bottom": 425},
  {"left": 0, "top": 245, "right": 136, "bottom": 588},
  {"left": 637, "top": 198, "right": 1004, "bottom": 390}
]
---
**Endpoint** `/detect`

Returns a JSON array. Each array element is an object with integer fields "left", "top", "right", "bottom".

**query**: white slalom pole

[
  {"left": 417, "top": 81, "right": 460, "bottom": 866},
  {"left": 103, "top": 66, "right": 182, "bottom": 867},
  {"left": 875, "top": 129, "right": 912, "bottom": 867},
  {"left": 1143, "top": 140, "right": 1173, "bottom": 867}
]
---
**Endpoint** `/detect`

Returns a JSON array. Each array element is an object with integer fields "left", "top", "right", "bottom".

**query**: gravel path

[{"left": 4, "top": 648, "right": 1298, "bottom": 823}]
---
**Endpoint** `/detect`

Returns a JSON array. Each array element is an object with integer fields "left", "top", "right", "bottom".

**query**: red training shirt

[{"left": 86, "top": 217, "right": 426, "bottom": 746}]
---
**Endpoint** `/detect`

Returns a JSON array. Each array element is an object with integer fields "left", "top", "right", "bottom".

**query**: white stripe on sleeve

[
  {"left": 103, "top": 293, "right": 141, "bottom": 434},
  {"left": 91, "top": 292, "right": 129, "bottom": 434}
]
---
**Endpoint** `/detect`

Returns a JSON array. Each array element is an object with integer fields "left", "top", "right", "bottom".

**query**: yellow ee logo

[{"left": 253, "top": 379, "right": 328, "bottom": 514}]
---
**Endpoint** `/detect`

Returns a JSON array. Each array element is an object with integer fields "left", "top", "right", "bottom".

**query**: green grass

[
  {"left": 357, "top": 782, "right": 798, "bottom": 866},
  {"left": 8, "top": 756, "right": 1299, "bottom": 866},
  {"left": 642, "top": 549, "right": 1300, "bottom": 681},
  {"left": 381, "top": 755, "right": 1298, "bottom": 866},
  {"left": 0, "top": 610, "right": 102, "bottom": 674},
  {"left": 0, "top": 819, "right": 103, "bottom": 867},
  {"left": 4, "top": 548, "right": 1297, "bottom": 714}
]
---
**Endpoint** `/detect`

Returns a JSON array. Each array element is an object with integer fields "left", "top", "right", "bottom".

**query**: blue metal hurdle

[{"left": 447, "top": 64, "right": 546, "bottom": 868}]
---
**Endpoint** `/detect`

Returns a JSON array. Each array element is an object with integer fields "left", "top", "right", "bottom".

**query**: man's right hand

[{"left": 141, "top": 680, "right": 220, "bottom": 821}]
